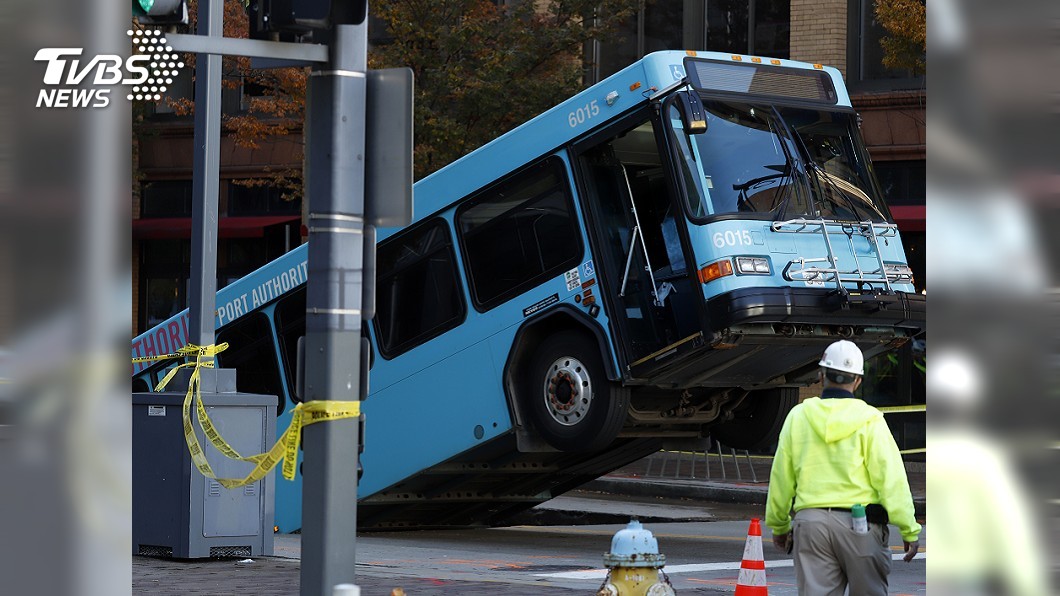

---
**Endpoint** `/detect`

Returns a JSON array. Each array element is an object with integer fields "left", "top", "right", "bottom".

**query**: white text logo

[{"left": 34, "top": 29, "right": 185, "bottom": 109}]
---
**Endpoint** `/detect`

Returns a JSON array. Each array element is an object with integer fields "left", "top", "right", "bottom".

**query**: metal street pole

[
  {"left": 300, "top": 5, "right": 369, "bottom": 594},
  {"left": 188, "top": 0, "right": 223, "bottom": 357}
]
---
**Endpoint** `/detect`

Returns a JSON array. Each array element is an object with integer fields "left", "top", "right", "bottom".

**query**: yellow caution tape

[
  {"left": 151, "top": 343, "right": 230, "bottom": 392},
  {"left": 152, "top": 343, "right": 361, "bottom": 489},
  {"left": 877, "top": 404, "right": 926, "bottom": 414},
  {"left": 133, "top": 342, "right": 230, "bottom": 366}
]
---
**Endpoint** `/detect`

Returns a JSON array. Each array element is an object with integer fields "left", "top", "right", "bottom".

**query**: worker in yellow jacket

[{"left": 765, "top": 340, "right": 921, "bottom": 596}]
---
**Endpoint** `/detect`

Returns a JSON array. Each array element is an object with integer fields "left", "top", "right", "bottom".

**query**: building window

[
  {"left": 140, "top": 240, "right": 190, "bottom": 330},
  {"left": 847, "top": 0, "right": 925, "bottom": 91},
  {"left": 705, "top": 0, "right": 749, "bottom": 56},
  {"left": 595, "top": 1, "right": 694, "bottom": 81},
  {"left": 138, "top": 237, "right": 297, "bottom": 332},
  {"left": 141, "top": 180, "right": 193, "bottom": 217},
  {"left": 240, "top": 77, "right": 271, "bottom": 112},
  {"left": 592, "top": 0, "right": 789, "bottom": 83},
  {"left": 152, "top": 68, "right": 193, "bottom": 117},
  {"left": 873, "top": 159, "right": 925, "bottom": 206},
  {"left": 143, "top": 276, "right": 187, "bottom": 330},
  {"left": 457, "top": 157, "right": 582, "bottom": 310},
  {"left": 228, "top": 183, "right": 301, "bottom": 216},
  {"left": 705, "top": 0, "right": 789, "bottom": 58},
  {"left": 375, "top": 220, "right": 465, "bottom": 358}
]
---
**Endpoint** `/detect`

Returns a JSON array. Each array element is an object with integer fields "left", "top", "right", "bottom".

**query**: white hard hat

[{"left": 819, "top": 340, "right": 864, "bottom": 376}]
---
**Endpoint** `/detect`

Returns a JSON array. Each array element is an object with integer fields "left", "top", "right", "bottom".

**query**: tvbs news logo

[{"left": 34, "top": 29, "right": 185, "bottom": 109}]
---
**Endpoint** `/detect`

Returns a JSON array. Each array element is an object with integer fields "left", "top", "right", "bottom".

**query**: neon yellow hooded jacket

[{"left": 765, "top": 396, "right": 922, "bottom": 542}]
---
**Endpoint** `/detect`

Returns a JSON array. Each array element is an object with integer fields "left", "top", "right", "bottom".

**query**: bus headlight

[{"left": 735, "top": 256, "right": 771, "bottom": 275}]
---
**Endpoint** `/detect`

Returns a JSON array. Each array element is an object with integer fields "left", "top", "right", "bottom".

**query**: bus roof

[{"left": 392, "top": 50, "right": 849, "bottom": 236}]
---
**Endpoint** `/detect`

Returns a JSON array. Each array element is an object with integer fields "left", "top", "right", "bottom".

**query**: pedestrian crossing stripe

[{"left": 535, "top": 553, "right": 925, "bottom": 580}]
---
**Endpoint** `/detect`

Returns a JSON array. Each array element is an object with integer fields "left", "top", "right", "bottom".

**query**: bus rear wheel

[
  {"left": 526, "top": 331, "right": 629, "bottom": 452},
  {"left": 710, "top": 387, "right": 798, "bottom": 453}
]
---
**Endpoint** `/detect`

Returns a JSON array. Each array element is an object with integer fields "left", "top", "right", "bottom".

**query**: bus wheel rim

[{"left": 543, "top": 356, "right": 592, "bottom": 426}]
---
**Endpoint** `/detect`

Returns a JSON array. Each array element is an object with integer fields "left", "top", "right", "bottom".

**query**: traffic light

[
  {"left": 245, "top": 0, "right": 369, "bottom": 40},
  {"left": 247, "top": 0, "right": 331, "bottom": 40},
  {"left": 133, "top": 0, "right": 188, "bottom": 25}
]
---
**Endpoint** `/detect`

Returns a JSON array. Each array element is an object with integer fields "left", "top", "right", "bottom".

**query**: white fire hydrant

[{"left": 597, "top": 519, "right": 676, "bottom": 596}]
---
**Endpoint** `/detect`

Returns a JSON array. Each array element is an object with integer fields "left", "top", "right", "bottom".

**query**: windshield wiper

[
  {"left": 758, "top": 106, "right": 806, "bottom": 217},
  {"left": 771, "top": 106, "right": 881, "bottom": 221}
]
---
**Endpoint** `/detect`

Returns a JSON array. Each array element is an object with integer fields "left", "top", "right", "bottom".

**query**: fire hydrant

[{"left": 597, "top": 519, "right": 676, "bottom": 596}]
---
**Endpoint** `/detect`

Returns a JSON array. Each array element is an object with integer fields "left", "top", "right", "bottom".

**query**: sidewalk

[{"left": 133, "top": 555, "right": 585, "bottom": 595}]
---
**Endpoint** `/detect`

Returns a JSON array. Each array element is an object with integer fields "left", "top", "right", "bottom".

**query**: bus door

[{"left": 574, "top": 115, "right": 701, "bottom": 374}]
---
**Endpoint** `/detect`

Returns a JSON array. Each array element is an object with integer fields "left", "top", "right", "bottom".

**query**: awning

[
  {"left": 132, "top": 215, "right": 301, "bottom": 239},
  {"left": 890, "top": 206, "right": 925, "bottom": 233}
]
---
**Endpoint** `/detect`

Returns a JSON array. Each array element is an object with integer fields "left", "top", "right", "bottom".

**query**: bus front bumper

[{"left": 705, "top": 286, "right": 926, "bottom": 333}]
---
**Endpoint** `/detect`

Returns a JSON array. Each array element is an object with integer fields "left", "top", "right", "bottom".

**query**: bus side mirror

[
  {"left": 294, "top": 335, "right": 305, "bottom": 403},
  {"left": 677, "top": 91, "right": 707, "bottom": 135}
]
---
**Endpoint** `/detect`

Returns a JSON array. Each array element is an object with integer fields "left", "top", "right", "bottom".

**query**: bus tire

[
  {"left": 710, "top": 387, "right": 798, "bottom": 453},
  {"left": 526, "top": 331, "right": 629, "bottom": 452}
]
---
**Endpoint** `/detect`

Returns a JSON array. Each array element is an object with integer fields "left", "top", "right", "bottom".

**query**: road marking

[
  {"left": 535, "top": 553, "right": 925, "bottom": 580},
  {"left": 511, "top": 526, "right": 746, "bottom": 542}
]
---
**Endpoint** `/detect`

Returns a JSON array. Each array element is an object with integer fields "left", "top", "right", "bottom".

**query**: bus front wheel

[{"left": 526, "top": 331, "right": 628, "bottom": 452}]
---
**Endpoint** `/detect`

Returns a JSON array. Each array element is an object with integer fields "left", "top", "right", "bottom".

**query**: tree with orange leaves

[
  {"left": 874, "top": 0, "right": 926, "bottom": 76},
  {"left": 139, "top": 0, "right": 641, "bottom": 197}
]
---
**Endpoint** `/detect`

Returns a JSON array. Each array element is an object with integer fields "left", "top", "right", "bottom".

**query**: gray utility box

[{"left": 132, "top": 369, "right": 276, "bottom": 558}]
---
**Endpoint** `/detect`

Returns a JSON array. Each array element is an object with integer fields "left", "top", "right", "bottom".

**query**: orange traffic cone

[{"left": 735, "top": 518, "right": 768, "bottom": 595}]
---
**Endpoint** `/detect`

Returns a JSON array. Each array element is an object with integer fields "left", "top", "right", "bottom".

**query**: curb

[
  {"left": 584, "top": 477, "right": 768, "bottom": 505},
  {"left": 584, "top": 476, "right": 927, "bottom": 517}
]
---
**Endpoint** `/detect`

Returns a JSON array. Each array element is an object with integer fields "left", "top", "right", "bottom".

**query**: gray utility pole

[
  {"left": 167, "top": 1, "right": 410, "bottom": 592},
  {"left": 187, "top": 0, "right": 223, "bottom": 357},
  {"left": 300, "top": 7, "right": 369, "bottom": 596}
]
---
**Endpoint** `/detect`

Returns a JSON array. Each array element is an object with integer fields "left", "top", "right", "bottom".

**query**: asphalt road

[{"left": 334, "top": 522, "right": 924, "bottom": 594}]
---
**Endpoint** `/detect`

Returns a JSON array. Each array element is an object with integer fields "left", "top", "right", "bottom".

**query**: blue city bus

[{"left": 132, "top": 50, "right": 925, "bottom": 531}]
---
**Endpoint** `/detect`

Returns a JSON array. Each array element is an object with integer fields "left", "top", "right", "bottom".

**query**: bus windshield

[{"left": 668, "top": 97, "right": 888, "bottom": 222}]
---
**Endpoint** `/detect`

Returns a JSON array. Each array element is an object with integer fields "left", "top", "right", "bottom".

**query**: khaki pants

[{"left": 792, "top": 508, "right": 891, "bottom": 596}]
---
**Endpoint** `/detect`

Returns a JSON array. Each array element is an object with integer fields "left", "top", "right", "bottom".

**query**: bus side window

[
  {"left": 375, "top": 219, "right": 465, "bottom": 358},
  {"left": 273, "top": 286, "right": 307, "bottom": 406},
  {"left": 456, "top": 157, "right": 581, "bottom": 310},
  {"left": 216, "top": 313, "right": 284, "bottom": 414}
]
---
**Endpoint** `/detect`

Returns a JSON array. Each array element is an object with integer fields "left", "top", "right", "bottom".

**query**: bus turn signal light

[{"left": 698, "top": 260, "right": 734, "bottom": 284}]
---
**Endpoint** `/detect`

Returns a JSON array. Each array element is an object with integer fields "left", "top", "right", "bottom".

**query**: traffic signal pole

[
  {"left": 163, "top": 2, "right": 402, "bottom": 592},
  {"left": 187, "top": 0, "right": 222, "bottom": 356},
  {"left": 300, "top": 9, "right": 369, "bottom": 595}
]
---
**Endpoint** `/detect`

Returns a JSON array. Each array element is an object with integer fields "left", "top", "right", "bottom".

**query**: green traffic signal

[{"left": 132, "top": 0, "right": 186, "bottom": 24}]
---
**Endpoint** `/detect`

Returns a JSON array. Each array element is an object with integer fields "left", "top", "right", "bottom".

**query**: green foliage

[{"left": 370, "top": 0, "right": 641, "bottom": 178}]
